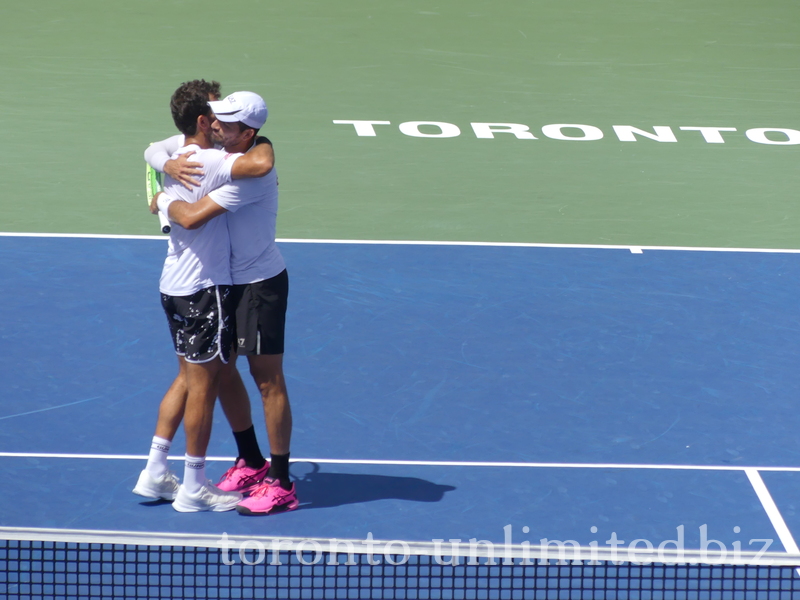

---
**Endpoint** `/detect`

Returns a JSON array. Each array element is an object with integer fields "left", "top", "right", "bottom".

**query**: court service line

[
  {"left": 0, "top": 232, "right": 165, "bottom": 241},
  {"left": 744, "top": 469, "right": 800, "bottom": 554},
  {"left": 279, "top": 238, "right": 800, "bottom": 255},
  {"left": 3, "top": 452, "right": 800, "bottom": 473},
  {"left": 3, "top": 231, "right": 800, "bottom": 255}
]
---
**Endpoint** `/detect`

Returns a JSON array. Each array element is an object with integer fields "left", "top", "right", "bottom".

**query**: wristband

[{"left": 156, "top": 193, "right": 175, "bottom": 218}]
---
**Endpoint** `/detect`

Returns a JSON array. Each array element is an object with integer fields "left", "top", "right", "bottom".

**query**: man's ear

[{"left": 197, "top": 114, "right": 212, "bottom": 133}]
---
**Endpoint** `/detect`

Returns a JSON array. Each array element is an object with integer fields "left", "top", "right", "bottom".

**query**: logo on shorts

[{"left": 238, "top": 338, "right": 246, "bottom": 346}]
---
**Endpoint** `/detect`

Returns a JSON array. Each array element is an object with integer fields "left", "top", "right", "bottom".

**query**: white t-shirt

[
  {"left": 159, "top": 144, "right": 241, "bottom": 296},
  {"left": 209, "top": 166, "right": 286, "bottom": 285}
]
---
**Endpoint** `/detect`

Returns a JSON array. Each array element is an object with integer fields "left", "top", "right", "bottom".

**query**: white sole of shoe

[
  {"left": 132, "top": 472, "right": 179, "bottom": 501},
  {"left": 132, "top": 486, "right": 177, "bottom": 501},
  {"left": 172, "top": 497, "right": 241, "bottom": 513}
]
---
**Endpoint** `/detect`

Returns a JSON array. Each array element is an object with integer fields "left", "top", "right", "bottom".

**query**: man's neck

[{"left": 184, "top": 131, "right": 213, "bottom": 149}]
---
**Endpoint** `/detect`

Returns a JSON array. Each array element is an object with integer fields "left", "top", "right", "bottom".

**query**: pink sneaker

[
  {"left": 236, "top": 478, "right": 299, "bottom": 516},
  {"left": 216, "top": 458, "right": 270, "bottom": 493}
]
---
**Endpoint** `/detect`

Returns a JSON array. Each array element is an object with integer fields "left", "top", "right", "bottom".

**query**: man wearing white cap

[{"left": 151, "top": 91, "right": 298, "bottom": 516}]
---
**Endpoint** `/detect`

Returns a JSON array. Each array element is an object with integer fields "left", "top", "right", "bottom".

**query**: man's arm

[
  {"left": 144, "top": 134, "right": 184, "bottom": 171},
  {"left": 152, "top": 192, "right": 227, "bottom": 231},
  {"left": 231, "top": 137, "right": 274, "bottom": 180},
  {"left": 145, "top": 134, "right": 204, "bottom": 190}
]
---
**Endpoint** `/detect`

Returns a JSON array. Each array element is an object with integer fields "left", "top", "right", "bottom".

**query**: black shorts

[
  {"left": 232, "top": 270, "right": 288, "bottom": 356},
  {"left": 161, "top": 285, "right": 234, "bottom": 364}
]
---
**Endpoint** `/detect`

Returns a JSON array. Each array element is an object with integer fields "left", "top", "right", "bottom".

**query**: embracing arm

[
  {"left": 145, "top": 134, "right": 204, "bottom": 189},
  {"left": 231, "top": 136, "right": 274, "bottom": 180},
  {"left": 152, "top": 192, "right": 227, "bottom": 230},
  {"left": 144, "top": 135, "right": 183, "bottom": 171}
]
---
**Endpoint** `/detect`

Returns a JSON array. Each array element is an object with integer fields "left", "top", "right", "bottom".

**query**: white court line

[
  {"left": 3, "top": 231, "right": 800, "bottom": 254},
  {"left": 745, "top": 469, "right": 800, "bottom": 554},
  {"left": 3, "top": 452, "right": 800, "bottom": 472},
  {"left": 5, "top": 454, "right": 800, "bottom": 565},
  {"left": 280, "top": 238, "right": 800, "bottom": 254},
  {"left": 0, "top": 231, "right": 166, "bottom": 241}
]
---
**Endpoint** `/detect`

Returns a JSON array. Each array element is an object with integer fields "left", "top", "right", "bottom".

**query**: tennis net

[{"left": 2, "top": 527, "right": 799, "bottom": 599}]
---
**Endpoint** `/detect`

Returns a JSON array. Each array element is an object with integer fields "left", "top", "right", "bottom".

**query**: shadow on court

[
  {"left": 292, "top": 463, "right": 456, "bottom": 510},
  {"left": 137, "top": 498, "right": 173, "bottom": 508}
]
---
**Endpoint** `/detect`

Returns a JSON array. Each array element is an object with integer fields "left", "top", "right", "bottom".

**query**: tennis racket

[{"left": 145, "top": 162, "right": 171, "bottom": 234}]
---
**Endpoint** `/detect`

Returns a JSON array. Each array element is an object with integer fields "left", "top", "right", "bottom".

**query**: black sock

[
  {"left": 232, "top": 426, "right": 266, "bottom": 469},
  {"left": 268, "top": 453, "right": 291, "bottom": 489}
]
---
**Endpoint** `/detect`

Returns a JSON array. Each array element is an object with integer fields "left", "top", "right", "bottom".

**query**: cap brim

[
  {"left": 212, "top": 111, "right": 241, "bottom": 122},
  {"left": 209, "top": 98, "right": 238, "bottom": 112}
]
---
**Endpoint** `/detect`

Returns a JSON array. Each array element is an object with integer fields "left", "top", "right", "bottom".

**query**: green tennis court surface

[{"left": 1, "top": 0, "right": 798, "bottom": 247}]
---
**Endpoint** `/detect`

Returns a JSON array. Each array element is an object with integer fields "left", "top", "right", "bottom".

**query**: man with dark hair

[
  {"left": 132, "top": 81, "right": 273, "bottom": 512},
  {"left": 169, "top": 79, "right": 222, "bottom": 134},
  {"left": 145, "top": 79, "right": 228, "bottom": 190},
  {"left": 147, "top": 91, "right": 298, "bottom": 516}
]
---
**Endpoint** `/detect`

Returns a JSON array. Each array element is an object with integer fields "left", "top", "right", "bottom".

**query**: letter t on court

[
  {"left": 333, "top": 120, "right": 391, "bottom": 136},
  {"left": 679, "top": 126, "right": 737, "bottom": 143}
]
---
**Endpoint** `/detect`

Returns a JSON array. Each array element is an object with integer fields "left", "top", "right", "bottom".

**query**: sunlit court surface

[{"left": 1, "top": 1, "right": 800, "bottom": 598}]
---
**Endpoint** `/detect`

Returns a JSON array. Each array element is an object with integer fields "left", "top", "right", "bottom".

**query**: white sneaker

[
  {"left": 132, "top": 469, "right": 180, "bottom": 500},
  {"left": 172, "top": 480, "right": 243, "bottom": 513}
]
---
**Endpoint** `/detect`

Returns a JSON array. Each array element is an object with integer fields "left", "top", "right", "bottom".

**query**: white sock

[
  {"left": 145, "top": 436, "right": 171, "bottom": 480},
  {"left": 183, "top": 454, "right": 206, "bottom": 493}
]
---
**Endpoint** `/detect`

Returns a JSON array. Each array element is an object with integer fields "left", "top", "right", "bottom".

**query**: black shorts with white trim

[
  {"left": 232, "top": 269, "right": 288, "bottom": 356},
  {"left": 161, "top": 285, "right": 234, "bottom": 364}
]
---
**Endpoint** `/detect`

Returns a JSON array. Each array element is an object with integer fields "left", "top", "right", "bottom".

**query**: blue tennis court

[{"left": 2, "top": 234, "right": 800, "bottom": 559}]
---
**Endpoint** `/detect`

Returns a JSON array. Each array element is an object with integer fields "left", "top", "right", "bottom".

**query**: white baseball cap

[{"left": 208, "top": 91, "right": 268, "bottom": 129}]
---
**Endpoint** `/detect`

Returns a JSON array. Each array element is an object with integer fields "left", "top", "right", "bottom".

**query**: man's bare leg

[
  {"left": 178, "top": 357, "right": 222, "bottom": 496},
  {"left": 234, "top": 352, "right": 298, "bottom": 515},
  {"left": 248, "top": 353, "right": 292, "bottom": 487},
  {"left": 218, "top": 356, "right": 252, "bottom": 431},
  {"left": 218, "top": 356, "right": 267, "bottom": 470},
  {"left": 154, "top": 356, "right": 188, "bottom": 441},
  {"left": 147, "top": 358, "right": 188, "bottom": 476},
  {"left": 136, "top": 355, "right": 267, "bottom": 499},
  {"left": 172, "top": 356, "right": 243, "bottom": 512},
  {"left": 133, "top": 357, "right": 188, "bottom": 499},
  {"left": 183, "top": 358, "right": 222, "bottom": 459}
]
